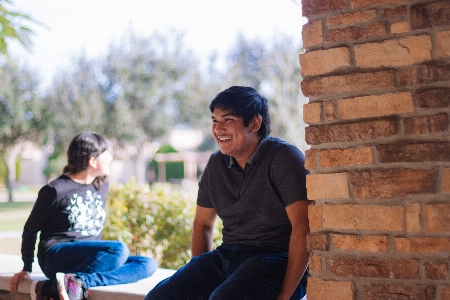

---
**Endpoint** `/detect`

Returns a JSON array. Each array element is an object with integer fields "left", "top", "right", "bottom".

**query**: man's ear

[
  {"left": 251, "top": 115, "right": 262, "bottom": 132},
  {"left": 88, "top": 157, "right": 98, "bottom": 169}
]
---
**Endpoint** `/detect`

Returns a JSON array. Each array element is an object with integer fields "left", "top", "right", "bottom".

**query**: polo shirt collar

[{"left": 227, "top": 136, "right": 270, "bottom": 168}]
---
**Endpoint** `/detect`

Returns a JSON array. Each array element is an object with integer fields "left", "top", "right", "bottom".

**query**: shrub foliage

[{"left": 103, "top": 179, "right": 222, "bottom": 269}]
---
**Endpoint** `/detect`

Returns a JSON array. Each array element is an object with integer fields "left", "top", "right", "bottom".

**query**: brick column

[{"left": 300, "top": 0, "right": 450, "bottom": 299}]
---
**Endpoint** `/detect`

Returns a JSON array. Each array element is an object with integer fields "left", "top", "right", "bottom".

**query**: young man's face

[{"left": 211, "top": 107, "right": 261, "bottom": 164}]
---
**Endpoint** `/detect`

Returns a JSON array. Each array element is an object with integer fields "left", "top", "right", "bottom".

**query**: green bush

[{"left": 103, "top": 179, "right": 222, "bottom": 269}]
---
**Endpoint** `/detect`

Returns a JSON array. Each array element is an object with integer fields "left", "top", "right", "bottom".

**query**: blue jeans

[
  {"left": 40, "top": 240, "right": 158, "bottom": 298},
  {"left": 145, "top": 244, "right": 307, "bottom": 300}
]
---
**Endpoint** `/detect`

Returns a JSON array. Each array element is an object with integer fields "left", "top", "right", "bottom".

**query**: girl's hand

[{"left": 9, "top": 271, "right": 30, "bottom": 293}]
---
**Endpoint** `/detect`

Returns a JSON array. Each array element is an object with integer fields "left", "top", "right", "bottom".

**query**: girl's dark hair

[
  {"left": 63, "top": 132, "right": 109, "bottom": 189},
  {"left": 209, "top": 86, "right": 271, "bottom": 139}
]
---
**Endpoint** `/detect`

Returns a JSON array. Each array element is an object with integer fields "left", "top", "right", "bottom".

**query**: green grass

[{"left": 0, "top": 201, "right": 34, "bottom": 231}]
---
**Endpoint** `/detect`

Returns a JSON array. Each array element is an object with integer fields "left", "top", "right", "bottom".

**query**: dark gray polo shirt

[{"left": 197, "top": 136, "right": 308, "bottom": 253}]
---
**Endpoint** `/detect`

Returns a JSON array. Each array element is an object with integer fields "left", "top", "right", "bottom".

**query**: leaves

[
  {"left": 0, "top": 0, "right": 41, "bottom": 58},
  {"left": 0, "top": 62, "right": 46, "bottom": 150},
  {"left": 103, "top": 179, "right": 222, "bottom": 269},
  {"left": 221, "top": 33, "right": 308, "bottom": 150}
]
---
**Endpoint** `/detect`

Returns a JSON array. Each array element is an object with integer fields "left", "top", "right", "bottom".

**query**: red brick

[
  {"left": 406, "top": 203, "right": 421, "bottom": 233},
  {"left": 411, "top": 1, "right": 450, "bottom": 30},
  {"left": 338, "top": 92, "right": 414, "bottom": 119},
  {"left": 377, "top": 142, "right": 450, "bottom": 163},
  {"left": 326, "top": 257, "right": 419, "bottom": 279},
  {"left": 325, "top": 100, "right": 335, "bottom": 121},
  {"left": 332, "top": 234, "right": 389, "bottom": 252},
  {"left": 414, "top": 88, "right": 450, "bottom": 109},
  {"left": 307, "top": 233, "right": 329, "bottom": 251},
  {"left": 391, "top": 21, "right": 409, "bottom": 34},
  {"left": 319, "top": 147, "right": 372, "bottom": 168},
  {"left": 424, "top": 261, "right": 448, "bottom": 280},
  {"left": 302, "top": 0, "right": 348, "bottom": 16},
  {"left": 309, "top": 255, "right": 322, "bottom": 274},
  {"left": 383, "top": 6, "right": 407, "bottom": 18},
  {"left": 302, "top": 70, "right": 394, "bottom": 97},
  {"left": 392, "top": 259, "right": 421, "bottom": 279},
  {"left": 305, "top": 149, "right": 316, "bottom": 170},
  {"left": 399, "top": 61, "right": 450, "bottom": 86},
  {"left": 352, "top": 0, "right": 405, "bottom": 8},
  {"left": 307, "top": 278, "right": 355, "bottom": 300},
  {"left": 444, "top": 169, "right": 450, "bottom": 193},
  {"left": 437, "top": 30, "right": 450, "bottom": 58},
  {"left": 326, "top": 22, "right": 386, "bottom": 44},
  {"left": 349, "top": 169, "right": 437, "bottom": 199},
  {"left": 442, "top": 286, "right": 450, "bottom": 300},
  {"left": 303, "top": 102, "right": 321, "bottom": 123},
  {"left": 306, "top": 118, "right": 397, "bottom": 145},
  {"left": 355, "top": 35, "right": 432, "bottom": 68},
  {"left": 307, "top": 173, "right": 350, "bottom": 200},
  {"left": 323, "top": 204, "right": 404, "bottom": 231},
  {"left": 404, "top": 114, "right": 448, "bottom": 135},
  {"left": 302, "top": 20, "right": 323, "bottom": 48},
  {"left": 301, "top": 47, "right": 351, "bottom": 77},
  {"left": 308, "top": 204, "right": 323, "bottom": 231},
  {"left": 327, "top": 10, "right": 377, "bottom": 26},
  {"left": 426, "top": 204, "right": 450, "bottom": 232},
  {"left": 364, "top": 284, "right": 437, "bottom": 300},
  {"left": 395, "top": 237, "right": 450, "bottom": 253}
]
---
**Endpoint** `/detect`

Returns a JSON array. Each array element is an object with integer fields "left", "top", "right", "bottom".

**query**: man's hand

[{"left": 9, "top": 271, "right": 31, "bottom": 293}]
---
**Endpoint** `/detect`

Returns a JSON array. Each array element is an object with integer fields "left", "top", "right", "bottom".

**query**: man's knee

[{"left": 144, "top": 278, "right": 169, "bottom": 300}]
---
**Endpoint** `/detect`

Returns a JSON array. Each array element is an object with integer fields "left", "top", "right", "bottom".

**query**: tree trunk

[
  {"left": 1, "top": 155, "right": 13, "bottom": 203},
  {"left": 6, "top": 173, "right": 13, "bottom": 202},
  {"left": 3, "top": 146, "right": 21, "bottom": 202}
]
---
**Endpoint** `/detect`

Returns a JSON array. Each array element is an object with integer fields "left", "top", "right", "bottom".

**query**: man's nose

[{"left": 215, "top": 122, "right": 225, "bottom": 133}]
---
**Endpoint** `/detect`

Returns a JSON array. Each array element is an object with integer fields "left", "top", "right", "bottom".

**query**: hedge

[{"left": 103, "top": 179, "right": 222, "bottom": 269}]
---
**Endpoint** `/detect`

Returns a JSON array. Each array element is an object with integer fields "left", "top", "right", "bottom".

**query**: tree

[
  {"left": 99, "top": 29, "right": 208, "bottom": 181},
  {"left": 101, "top": 29, "right": 205, "bottom": 141},
  {"left": 43, "top": 53, "right": 109, "bottom": 178},
  {"left": 262, "top": 35, "right": 308, "bottom": 151},
  {"left": 0, "top": 0, "right": 43, "bottom": 60},
  {"left": 0, "top": 60, "right": 46, "bottom": 201},
  {"left": 45, "top": 28, "right": 208, "bottom": 182},
  {"left": 221, "top": 33, "right": 308, "bottom": 150},
  {"left": 46, "top": 54, "right": 107, "bottom": 145}
]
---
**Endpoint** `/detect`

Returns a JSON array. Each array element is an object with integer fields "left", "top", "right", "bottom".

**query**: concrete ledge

[
  {"left": 0, "top": 254, "right": 175, "bottom": 300},
  {"left": 0, "top": 270, "right": 175, "bottom": 300}
]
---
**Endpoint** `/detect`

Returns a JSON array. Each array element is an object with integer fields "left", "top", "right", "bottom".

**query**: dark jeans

[
  {"left": 145, "top": 244, "right": 307, "bottom": 300},
  {"left": 40, "top": 240, "right": 157, "bottom": 298}
]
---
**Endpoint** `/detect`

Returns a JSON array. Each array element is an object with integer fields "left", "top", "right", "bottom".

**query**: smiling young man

[{"left": 145, "top": 86, "right": 310, "bottom": 300}]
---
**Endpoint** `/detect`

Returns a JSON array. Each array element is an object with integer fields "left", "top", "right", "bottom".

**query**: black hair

[
  {"left": 63, "top": 132, "right": 109, "bottom": 188},
  {"left": 209, "top": 86, "right": 271, "bottom": 139}
]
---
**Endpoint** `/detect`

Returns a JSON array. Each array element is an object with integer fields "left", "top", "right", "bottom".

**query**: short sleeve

[{"left": 270, "top": 145, "right": 308, "bottom": 206}]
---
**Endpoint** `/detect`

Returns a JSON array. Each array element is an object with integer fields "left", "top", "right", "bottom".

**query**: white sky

[{"left": 10, "top": 0, "right": 306, "bottom": 91}]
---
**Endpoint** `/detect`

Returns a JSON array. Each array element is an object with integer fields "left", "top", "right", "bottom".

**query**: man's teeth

[{"left": 219, "top": 137, "right": 231, "bottom": 141}]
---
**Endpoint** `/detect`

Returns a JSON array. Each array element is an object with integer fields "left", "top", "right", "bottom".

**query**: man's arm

[
  {"left": 191, "top": 205, "right": 217, "bottom": 257},
  {"left": 277, "top": 200, "right": 312, "bottom": 300}
]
